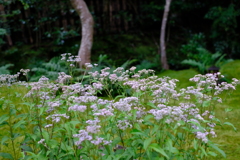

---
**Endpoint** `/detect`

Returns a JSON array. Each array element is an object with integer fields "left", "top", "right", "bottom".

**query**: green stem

[
  {"left": 118, "top": 129, "right": 125, "bottom": 148},
  {"left": 8, "top": 112, "right": 17, "bottom": 160}
]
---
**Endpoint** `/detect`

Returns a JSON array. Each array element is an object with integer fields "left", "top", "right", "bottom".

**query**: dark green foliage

[
  {"left": 180, "top": 33, "right": 206, "bottom": 60},
  {"left": 181, "top": 48, "right": 232, "bottom": 74},
  {"left": 0, "top": 64, "right": 14, "bottom": 74},
  {"left": 0, "top": 0, "right": 240, "bottom": 75},
  {"left": 205, "top": 3, "right": 240, "bottom": 57},
  {"left": 0, "top": 28, "right": 6, "bottom": 46},
  {"left": 30, "top": 57, "right": 68, "bottom": 81}
]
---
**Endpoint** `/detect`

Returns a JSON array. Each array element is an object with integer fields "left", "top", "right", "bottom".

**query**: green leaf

[
  {"left": 200, "top": 146, "right": 208, "bottom": 157},
  {"left": 21, "top": 145, "right": 33, "bottom": 152},
  {"left": 165, "top": 138, "right": 179, "bottom": 154},
  {"left": 13, "top": 119, "right": 26, "bottom": 129},
  {"left": 152, "top": 124, "right": 160, "bottom": 135},
  {"left": 149, "top": 143, "right": 169, "bottom": 159},
  {"left": 146, "top": 102, "right": 158, "bottom": 109},
  {"left": 203, "top": 100, "right": 210, "bottom": 107},
  {"left": 21, "top": 102, "right": 35, "bottom": 108},
  {"left": 133, "top": 123, "right": 142, "bottom": 131},
  {"left": 0, "top": 114, "right": 9, "bottom": 124},
  {"left": 143, "top": 114, "right": 154, "bottom": 122},
  {"left": 13, "top": 133, "right": 21, "bottom": 139},
  {"left": 1, "top": 136, "right": 9, "bottom": 145},
  {"left": 223, "top": 122, "right": 237, "bottom": 131},
  {"left": 209, "top": 143, "right": 226, "bottom": 158},
  {"left": 60, "top": 143, "right": 73, "bottom": 151},
  {"left": 175, "top": 155, "right": 184, "bottom": 160},
  {"left": 10, "top": 108, "right": 16, "bottom": 115},
  {"left": 16, "top": 113, "right": 27, "bottom": 119},
  {"left": 48, "top": 139, "right": 59, "bottom": 148},
  {"left": 57, "top": 152, "right": 74, "bottom": 159},
  {"left": 28, "top": 133, "right": 37, "bottom": 141},
  {"left": 130, "top": 129, "right": 147, "bottom": 137},
  {"left": 131, "top": 139, "right": 143, "bottom": 146},
  {"left": 208, "top": 151, "right": 217, "bottom": 157},
  {"left": 39, "top": 107, "right": 45, "bottom": 115},
  {"left": 42, "top": 131, "right": 50, "bottom": 141},
  {"left": 143, "top": 137, "right": 153, "bottom": 150},
  {"left": 193, "top": 139, "right": 198, "bottom": 150},
  {"left": 0, "top": 152, "right": 13, "bottom": 160}
]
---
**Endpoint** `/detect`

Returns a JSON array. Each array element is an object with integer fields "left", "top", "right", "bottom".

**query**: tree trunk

[
  {"left": 70, "top": 0, "right": 94, "bottom": 68},
  {"left": 160, "top": 0, "right": 171, "bottom": 70}
]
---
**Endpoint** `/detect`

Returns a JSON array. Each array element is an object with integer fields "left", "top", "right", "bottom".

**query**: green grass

[
  {"left": 220, "top": 60, "right": 240, "bottom": 80},
  {"left": 157, "top": 69, "right": 199, "bottom": 88}
]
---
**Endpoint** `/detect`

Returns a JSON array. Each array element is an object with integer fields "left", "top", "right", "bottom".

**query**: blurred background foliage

[{"left": 0, "top": 0, "right": 240, "bottom": 76}]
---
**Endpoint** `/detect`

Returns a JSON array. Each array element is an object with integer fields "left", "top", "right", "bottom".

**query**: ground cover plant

[{"left": 0, "top": 55, "right": 239, "bottom": 160}]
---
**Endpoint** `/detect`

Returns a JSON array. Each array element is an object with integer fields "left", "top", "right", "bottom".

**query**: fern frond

[
  {"left": 211, "top": 52, "right": 222, "bottom": 60},
  {"left": 120, "top": 59, "right": 138, "bottom": 69},
  {"left": 0, "top": 64, "right": 14, "bottom": 74},
  {"left": 181, "top": 59, "right": 206, "bottom": 73}
]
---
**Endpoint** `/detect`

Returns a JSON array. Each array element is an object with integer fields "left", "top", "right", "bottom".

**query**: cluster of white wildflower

[
  {"left": 61, "top": 53, "right": 81, "bottom": 67},
  {"left": 117, "top": 119, "right": 132, "bottom": 130},
  {"left": 0, "top": 73, "right": 20, "bottom": 86},
  {"left": 20, "top": 69, "right": 30, "bottom": 76},
  {"left": 24, "top": 76, "right": 59, "bottom": 107},
  {"left": 189, "top": 73, "right": 239, "bottom": 95},
  {"left": 56, "top": 72, "right": 72, "bottom": 84},
  {"left": 46, "top": 113, "right": 69, "bottom": 123},
  {"left": 68, "top": 104, "right": 87, "bottom": 112}
]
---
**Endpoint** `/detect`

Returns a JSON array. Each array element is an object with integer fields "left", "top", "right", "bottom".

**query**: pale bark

[
  {"left": 70, "top": 0, "right": 94, "bottom": 68},
  {"left": 160, "top": 0, "right": 171, "bottom": 70}
]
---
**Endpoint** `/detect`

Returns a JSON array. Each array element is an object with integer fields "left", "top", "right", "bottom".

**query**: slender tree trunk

[
  {"left": 70, "top": 0, "right": 94, "bottom": 68},
  {"left": 160, "top": 0, "right": 171, "bottom": 70}
]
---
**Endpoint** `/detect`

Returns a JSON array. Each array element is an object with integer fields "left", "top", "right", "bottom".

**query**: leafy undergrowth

[{"left": 0, "top": 59, "right": 240, "bottom": 159}]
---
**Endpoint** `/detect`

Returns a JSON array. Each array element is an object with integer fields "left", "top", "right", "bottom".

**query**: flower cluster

[
  {"left": 61, "top": 53, "right": 81, "bottom": 67},
  {"left": 46, "top": 113, "right": 69, "bottom": 123},
  {"left": 0, "top": 73, "right": 20, "bottom": 86},
  {"left": 20, "top": 69, "right": 30, "bottom": 76},
  {"left": 10, "top": 64, "right": 238, "bottom": 159}
]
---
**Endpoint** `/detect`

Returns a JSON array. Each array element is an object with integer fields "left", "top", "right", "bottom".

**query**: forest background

[{"left": 0, "top": 0, "right": 240, "bottom": 76}]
